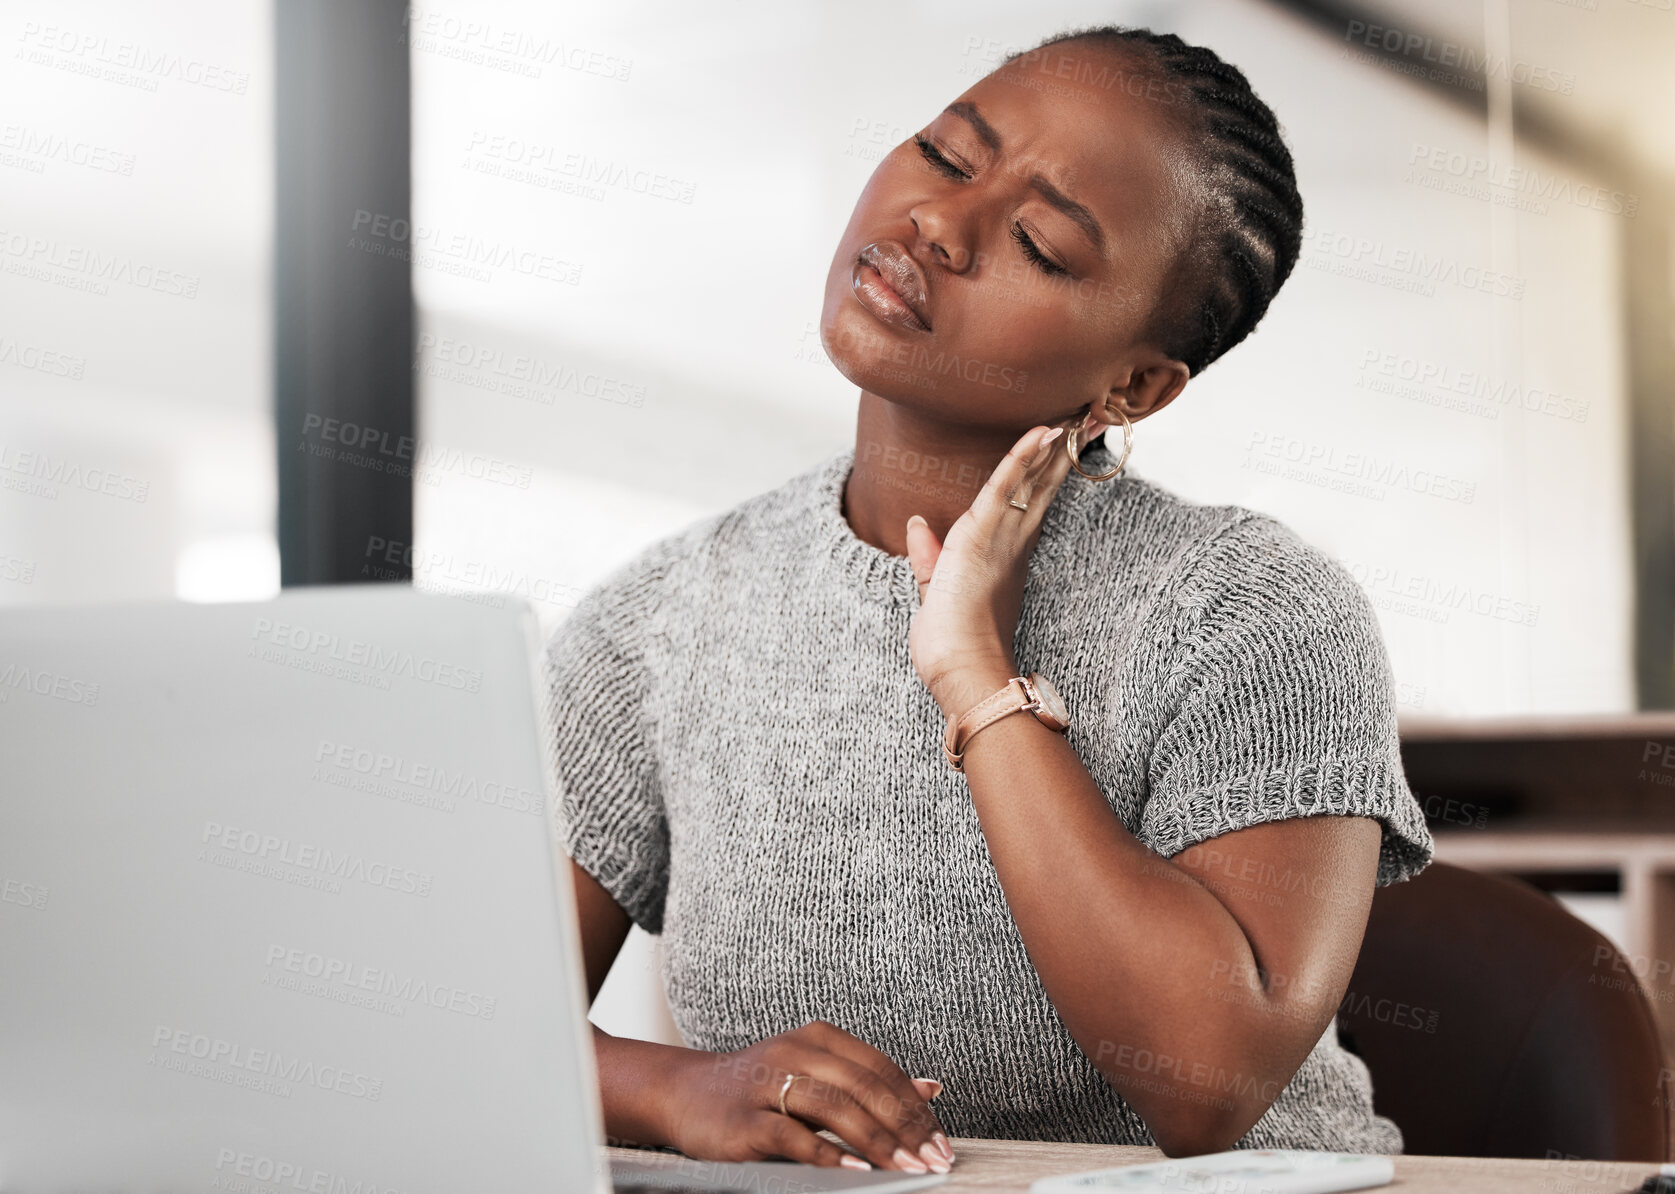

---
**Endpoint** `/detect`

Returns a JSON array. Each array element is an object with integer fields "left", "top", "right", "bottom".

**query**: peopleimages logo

[
  {"left": 1406, "top": 144, "right": 1638, "bottom": 219},
  {"left": 348, "top": 209, "right": 582, "bottom": 286},
  {"left": 401, "top": 4, "right": 632, "bottom": 82},
  {"left": 313, "top": 739, "right": 546, "bottom": 816},
  {"left": 0, "top": 444, "right": 149, "bottom": 502},
  {"left": 1356, "top": 348, "right": 1590, "bottom": 424},
  {"left": 1303, "top": 227, "right": 1524, "bottom": 300},
  {"left": 297, "top": 413, "right": 534, "bottom": 489},
  {"left": 150, "top": 1026, "right": 383, "bottom": 1100},
  {"left": 264, "top": 943, "right": 498, "bottom": 1020},
  {"left": 463, "top": 132, "right": 697, "bottom": 204},
  {"left": 0, "top": 336, "right": 86, "bottom": 379},
  {"left": 1, "top": 876, "right": 50, "bottom": 911},
  {"left": 1340, "top": 19, "right": 1576, "bottom": 94},
  {"left": 414, "top": 332, "right": 646, "bottom": 409},
  {"left": 0, "top": 661, "right": 100, "bottom": 706},
  {"left": 212, "top": 1147, "right": 403, "bottom": 1194},
  {"left": 199, "top": 820, "right": 434, "bottom": 898},
  {"left": 0, "top": 228, "right": 200, "bottom": 298},
  {"left": 1245, "top": 432, "right": 1477, "bottom": 504},
  {"left": 249, "top": 617, "right": 484, "bottom": 693},
  {"left": 16, "top": 22, "right": 252, "bottom": 94},
  {"left": 0, "top": 122, "right": 136, "bottom": 176},
  {"left": 1339, "top": 558, "right": 1539, "bottom": 627}
]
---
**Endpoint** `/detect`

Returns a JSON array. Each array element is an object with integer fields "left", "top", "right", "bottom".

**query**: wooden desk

[{"left": 607, "top": 1137, "right": 1666, "bottom": 1192}]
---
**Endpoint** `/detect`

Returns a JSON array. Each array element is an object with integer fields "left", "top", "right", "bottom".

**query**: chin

[
  {"left": 818, "top": 304, "right": 928, "bottom": 402},
  {"left": 818, "top": 304, "right": 884, "bottom": 383}
]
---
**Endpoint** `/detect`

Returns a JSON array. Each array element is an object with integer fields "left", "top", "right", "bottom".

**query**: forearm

[
  {"left": 937, "top": 665, "right": 1315, "bottom": 1151},
  {"left": 593, "top": 1024, "right": 701, "bottom": 1150}
]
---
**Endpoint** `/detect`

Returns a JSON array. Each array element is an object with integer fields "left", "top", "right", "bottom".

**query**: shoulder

[
  {"left": 1075, "top": 472, "right": 1375, "bottom": 657},
  {"left": 1078, "top": 467, "right": 1240, "bottom": 549},
  {"left": 1082, "top": 471, "right": 1360, "bottom": 608},
  {"left": 1180, "top": 506, "right": 1368, "bottom": 621}
]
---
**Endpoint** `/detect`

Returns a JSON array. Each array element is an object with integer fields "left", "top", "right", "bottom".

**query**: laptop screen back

[{"left": 0, "top": 587, "right": 608, "bottom": 1194}]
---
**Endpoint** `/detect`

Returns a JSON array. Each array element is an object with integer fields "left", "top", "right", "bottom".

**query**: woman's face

[{"left": 819, "top": 43, "right": 1195, "bottom": 431}]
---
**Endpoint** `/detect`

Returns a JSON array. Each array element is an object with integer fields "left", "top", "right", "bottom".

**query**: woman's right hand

[{"left": 660, "top": 1020, "right": 954, "bottom": 1173}]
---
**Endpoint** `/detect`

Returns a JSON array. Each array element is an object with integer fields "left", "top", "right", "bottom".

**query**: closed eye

[
  {"left": 913, "top": 134, "right": 1070, "bottom": 278},
  {"left": 1010, "top": 223, "right": 1069, "bottom": 277},
  {"left": 913, "top": 134, "right": 968, "bottom": 180}
]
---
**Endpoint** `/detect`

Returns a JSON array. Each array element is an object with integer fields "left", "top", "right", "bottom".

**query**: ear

[{"left": 1111, "top": 357, "right": 1190, "bottom": 421}]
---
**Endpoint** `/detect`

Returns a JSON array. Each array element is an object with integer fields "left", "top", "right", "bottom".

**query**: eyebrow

[{"left": 944, "top": 101, "right": 1106, "bottom": 255}]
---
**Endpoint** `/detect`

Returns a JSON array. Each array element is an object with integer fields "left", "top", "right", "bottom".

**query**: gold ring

[
  {"left": 1007, "top": 496, "right": 1029, "bottom": 511},
  {"left": 778, "top": 1072, "right": 805, "bottom": 1116}
]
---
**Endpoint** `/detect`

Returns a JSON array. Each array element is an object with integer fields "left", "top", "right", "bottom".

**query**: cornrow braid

[{"left": 1001, "top": 26, "right": 1306, "bottom": 376}]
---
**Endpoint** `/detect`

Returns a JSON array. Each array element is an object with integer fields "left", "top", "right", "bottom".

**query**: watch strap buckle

[{"left": 943, "top": 675, "right": 1046, "bottom": 773}]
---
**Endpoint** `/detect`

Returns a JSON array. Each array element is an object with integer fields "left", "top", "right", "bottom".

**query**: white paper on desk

[{"left": 1028, "top": 1149, "right": 1393, "bottom": 1194}]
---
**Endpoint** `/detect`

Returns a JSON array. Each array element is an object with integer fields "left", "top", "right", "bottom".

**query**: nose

[{"left": 909, "top": 197, "right": 978, "bottom": 275}]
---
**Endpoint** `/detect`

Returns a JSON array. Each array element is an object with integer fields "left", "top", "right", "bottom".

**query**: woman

[{"left": 544, "top": 24, "right": 1433, "bottom": 1174}]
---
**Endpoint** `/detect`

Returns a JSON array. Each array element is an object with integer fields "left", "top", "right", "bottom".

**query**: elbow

[
  {"left": 1149, "top": 1115, "right": 1245, "bottom": 1159},
  {"left": 1141, "top": 1098, "right": 1263, "bottom": 1158},
  {"left": 1085, "top": 1028, "right": 1286, "bottom": 1156}
]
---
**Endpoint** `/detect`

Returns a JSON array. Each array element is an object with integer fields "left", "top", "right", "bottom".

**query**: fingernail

[
  {"left": 920, "top": 1141, "right": 951, "bottom": 1173},
  {"left": 840, "top": 1154, "right": 872, "bottom": 1171},
  {"left": 911, "top": 1076, "right": 943, "bottom": 1099},
  {"left": 907, "top": 514, "right": 926, "bottom": 531},
  {"left": 892, "top": 1147, "right": 929, "bottom": 1174},
  {"left": 1041, "top": 427, "right": 1063, "bottom": 445},
  {"left": 933, "top": 1131, "right": 955, "bottom": 1162}
]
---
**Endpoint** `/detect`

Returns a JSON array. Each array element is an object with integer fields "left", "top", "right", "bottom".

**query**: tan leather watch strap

[{"left": 942, "top": 676, "right": 1039, "bottom": 772}]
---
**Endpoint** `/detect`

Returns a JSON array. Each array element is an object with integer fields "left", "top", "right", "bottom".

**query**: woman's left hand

[{"left": 905, "top": 409, "right": 1113, "bottom": 721}]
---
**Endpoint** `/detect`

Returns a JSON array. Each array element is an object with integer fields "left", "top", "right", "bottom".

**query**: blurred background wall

[
  {"left": 3, "top": 0, "right": 1672, "bottom": 1047},
  {"left": 0, "top": 1, "right": 274, "bottom": 602}
]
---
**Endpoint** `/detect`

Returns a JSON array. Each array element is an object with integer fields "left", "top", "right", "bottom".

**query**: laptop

[{"left": 0, "top": 586, "right": 945, "bottom": 1194}]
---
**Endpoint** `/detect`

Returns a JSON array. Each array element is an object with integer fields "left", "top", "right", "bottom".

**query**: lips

[{"left": 853, "top": 240, "right": 931, "bottom": 331}]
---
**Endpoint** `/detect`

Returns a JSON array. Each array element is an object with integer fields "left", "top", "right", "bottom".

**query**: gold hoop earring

[{"left": 1065, "top": 408, "right": 1133, "bottom": 481}]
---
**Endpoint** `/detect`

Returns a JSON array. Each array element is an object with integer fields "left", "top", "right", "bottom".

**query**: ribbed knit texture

[{"left": 543, "top": 434, "right": 1434, "bottom": 1153}]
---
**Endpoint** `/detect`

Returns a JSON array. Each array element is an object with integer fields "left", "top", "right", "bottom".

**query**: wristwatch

[{"left": 942, "top": 673, "right": 1070, "bottom": 772}]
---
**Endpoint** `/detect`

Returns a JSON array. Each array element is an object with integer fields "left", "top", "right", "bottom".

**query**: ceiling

[{"left": 1278, "top": 0, "right": 1675, "bottom": 182}]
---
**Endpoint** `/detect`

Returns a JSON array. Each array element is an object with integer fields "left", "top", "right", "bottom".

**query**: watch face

[{"left": 1029, "top": 674, "right": 1070, "bottom": 730}]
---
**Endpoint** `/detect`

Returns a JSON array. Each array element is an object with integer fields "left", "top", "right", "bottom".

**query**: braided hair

[{"left": 1000, "top": 27, "right": 1305, "bottom": 376}]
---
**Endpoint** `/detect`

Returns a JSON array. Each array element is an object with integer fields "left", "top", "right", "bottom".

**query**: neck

[{"left": 842, "top": 390, "right": 1038, "bottom": 558}]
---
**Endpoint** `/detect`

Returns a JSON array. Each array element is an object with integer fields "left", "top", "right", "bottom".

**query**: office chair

[{"left": 1336, "top": 861, "right": 1671, "bottom": 1161}]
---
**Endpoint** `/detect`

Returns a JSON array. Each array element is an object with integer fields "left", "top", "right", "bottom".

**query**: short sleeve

[
  {"left": 542, "top": 551, "right": 674, "bottom": 935},
  {"left": 1139, "top": 513, "right": 1433, "bottom": 886}
]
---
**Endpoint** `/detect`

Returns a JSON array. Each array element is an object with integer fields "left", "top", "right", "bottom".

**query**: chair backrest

[{"left": 1337, "top": 861, "right": 1670, "bottom": 1161}]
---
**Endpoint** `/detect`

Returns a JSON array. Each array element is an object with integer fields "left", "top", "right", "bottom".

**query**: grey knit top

[{"left": 544, "top": 434, "right": 1435, "bottom": 1153}]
